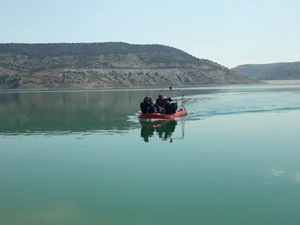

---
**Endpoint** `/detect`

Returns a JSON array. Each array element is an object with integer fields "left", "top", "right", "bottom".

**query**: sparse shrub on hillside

[{"left": 0, "top": 43, "right": 254, "bottom": 89}]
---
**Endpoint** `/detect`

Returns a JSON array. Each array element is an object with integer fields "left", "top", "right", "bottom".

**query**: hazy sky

[{"left": 0, "top": 0, "right": 299, "bottom": 68}]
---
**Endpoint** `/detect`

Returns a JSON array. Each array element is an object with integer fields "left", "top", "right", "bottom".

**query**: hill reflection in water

[
  {"left": 0, "top": 89, "right": 197, "bottom": 135},
  {"left": 2, "top": 84, "right": 297, "bottom": 135},
  {"left": 0, "top": 91, "right": 140, "bottom": 135}
]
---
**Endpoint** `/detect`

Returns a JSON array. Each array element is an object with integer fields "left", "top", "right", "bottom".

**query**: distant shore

[{"left": 262, "top": 80, "right": 300, "bottom": 84}]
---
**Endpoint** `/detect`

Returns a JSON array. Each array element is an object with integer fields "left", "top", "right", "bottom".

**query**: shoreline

[
  {"left": 0, "top": 83, "right": 255, "bottom": 93},
  {"left": 0, "top": 81, "right": 299, "bottom": 93},
  {"left": 262, "top": 80, "right": 300, "bottom": 84}
]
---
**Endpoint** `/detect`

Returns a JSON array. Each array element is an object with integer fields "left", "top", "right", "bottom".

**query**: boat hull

[{"left": 138, "top": 108, "right": 188, "bottom": 120}]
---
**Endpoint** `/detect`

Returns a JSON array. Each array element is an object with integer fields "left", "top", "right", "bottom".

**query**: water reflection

[
  {"left": 0, "top": 91, "right": 145, "bottom": 135},
  {"left": 140, "top": 120, "right": 183, "bottom": 142},
  {"left": 0, "top": 88, "right": 210, "bottom": 135},
  {"left": 2, "top": 85, "right": 297, "bottom": 135}
]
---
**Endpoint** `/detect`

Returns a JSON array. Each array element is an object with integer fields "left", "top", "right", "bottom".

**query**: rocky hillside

[
  {"left": 0, "top": 42, "right": 254, "bottom": 89},
  {"left": 231, "top": 62, "right": 300, "bottom": 80}
]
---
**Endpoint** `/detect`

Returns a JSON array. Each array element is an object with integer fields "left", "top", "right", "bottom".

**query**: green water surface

[{"left": 0, "top": 85, "right": 300, "bottom": 225}]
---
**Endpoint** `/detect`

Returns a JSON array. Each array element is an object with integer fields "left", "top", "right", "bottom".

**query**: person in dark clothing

[
  {"left": 148, "top": 98, "right": 155, "bottom": 110},
  {"left": 155, "top": 94, "right": 164, "bottom": 112},
  {"left": 140, "top": 97, "right": 155, "bottom": 114},
  {"left": 164, "top": 97, "right": 173, "bottom": 114},
  {"left": 140, "top": 97, "right": 149, "bottom": 114},
  {"left": 155, "top": 94, "right": 164, "bottom": 107},
  {"left": 162, "top": 97, "right": 178, "bottom": 114},
  {"left": 172, "top": 101, "right": 178, "bottom": 113},
  {"left": 147, "top": 98, "right": 155, "bottom": 113}
]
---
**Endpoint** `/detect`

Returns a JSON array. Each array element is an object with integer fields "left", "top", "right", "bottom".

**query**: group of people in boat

[{"left": 140, "top": 94, "right": 178, "bottom": 115}]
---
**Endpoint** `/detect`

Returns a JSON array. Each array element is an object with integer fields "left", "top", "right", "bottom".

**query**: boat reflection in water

[{"left": 140, "top": 120, "right": 184, "bottom": 143}]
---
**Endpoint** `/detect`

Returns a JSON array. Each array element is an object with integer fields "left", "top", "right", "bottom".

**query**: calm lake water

[{"left": 1, "top": 84, "right": 300, "bottom": 225}]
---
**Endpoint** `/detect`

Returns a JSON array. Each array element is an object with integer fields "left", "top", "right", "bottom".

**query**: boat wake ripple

[
  {"left": 182, "top": 90, "right": 300, "bottom": 120},
  {"left": 130, "top": 87, "right": 300, "bottom": 122}
]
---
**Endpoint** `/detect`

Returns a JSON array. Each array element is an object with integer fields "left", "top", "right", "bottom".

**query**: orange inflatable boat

[{"left": 138, "top": 108, "right": 188, "bottom": 120}]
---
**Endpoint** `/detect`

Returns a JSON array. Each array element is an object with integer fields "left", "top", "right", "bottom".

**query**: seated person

[
  {"left": 164, "top": 97, "right": 173, "bottom": 114},
  {"left": 149, "top": 98, "right": 155, "bottom": 108},
  {"left": 155, "top": 94, "right": 164, "bottom": 108},
  {"left": 155, "top": 94, "right": 165, "bottom": 113},
  {"left": 140, "top": 97, "right": 155, "bottom": 114},
  {"left": 172, "top": 101, "right": 178, "bottom": 113},
  {"left": 163, "top": 97, "right": 178, "bottom": 114}
]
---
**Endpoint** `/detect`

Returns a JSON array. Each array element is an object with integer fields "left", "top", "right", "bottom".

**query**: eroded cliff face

[{"left": 0, "top": 43, "right": 254, "bottom": 89}]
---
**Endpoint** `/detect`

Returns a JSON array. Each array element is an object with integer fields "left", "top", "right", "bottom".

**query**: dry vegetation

[{"left": 0, "top": 43, "right": 254, "bottom": 89}]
